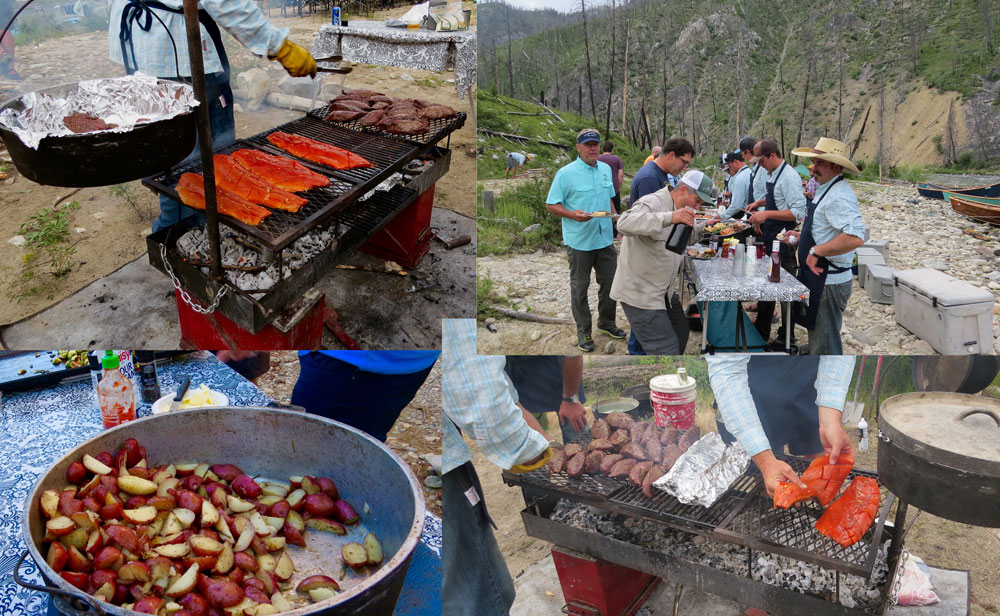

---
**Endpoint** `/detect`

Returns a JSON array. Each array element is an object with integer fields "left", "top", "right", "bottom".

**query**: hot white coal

[
  {"left": 549, "top": 499, "right": 888, "bottom": 608},
  {"left": 175, "top": 223, "right": 342, "bottom": 295},
  {"left": 359, "top": 171, "right": 406, "bottom": 202}
]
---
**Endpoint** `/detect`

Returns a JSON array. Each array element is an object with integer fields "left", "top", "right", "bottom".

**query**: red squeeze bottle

[{"left": 768, "top": 240, "right": 781, "bottom": 283}]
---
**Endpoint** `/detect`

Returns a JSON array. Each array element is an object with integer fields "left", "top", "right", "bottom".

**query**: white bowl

[{"left": 151, "top": 388, "right": 229, "bottom": 414}]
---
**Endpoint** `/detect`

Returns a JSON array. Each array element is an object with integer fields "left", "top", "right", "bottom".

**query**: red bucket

[{"left": 649, "top": 372, "right": 697, "bottom": 430}]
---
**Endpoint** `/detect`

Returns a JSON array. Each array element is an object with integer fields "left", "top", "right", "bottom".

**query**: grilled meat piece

[
  {"left": 324, "top": 109, "right": 366, "bottom": 122},
  {"left": 231, "top": 149, "right": 329, "bottom": 192},
  {"left": 609, "top": 429, "right": 630, "bottom": 449},
  {"left": 331, "top": 100, "right": 369, "bottom": 112},
  {"left": 591, "top": 419, "right": 610, "bottom": 441},
  {"left": 62, "top": 113, "right": 116, "bottom": 133},
  {"left": 369, "top": 95, "right": 394, "bottom": 104},
  {"left": 587, "top": 439, "right": 614, "bottom": 452},
  {"left": 660, "top": 427, "right": 679, "bottom": 446},
  {"left": 642, "top": 465, "right": 665, "bottom": 499},
  {"left": 584, "top": 451, "right": 606, "bottom": 475},
  {"left": 370, "top": 101, "right": 390, "bottom": 110},
  {"left": 606, "top": 412, "right": 635, "bottom": 430},
  {"left": 267, "top": 131, "right": 372, "bottom": 170},
  {"left": 620, "top": 443, "right": 648, "bottom": 461},
  {"left": 420, "top": 104, "right": 458, "bottom": 120},
  {"left": 547, "top": 449, "right": 566, "bottom": 476},
  {"left": 408, "top": 98, "right": 434, "bottom": 107},
  {"left": 628, "top": 461, "right": 654, "bottom": 487},
  {"left": 629, "top": 422, "right": 649, "bottom": 443},
  {"left": 378, "top": 116, "right": 429, "bottom": 135},
  {"left": 608, "top": 458, "right": 638, "bottom": 479},
  {"left": 677, "top": 427, "right": 702, "bottom": 452},
  {"left": 175, "top": 173, "right": 271, "bottom": 226},
  {"left": 359, "top": 110, "right": 385, "bottom": 127},
  {"left": 644, "top": 439, "right": 663, "bottom": 463},
  {"left": 814, "top": 476, "right": 880, "bottom": 547},
  {"left": 774, "top": 453, "right": 855, "bottom": 509},
  {"left": 212, "top": 154, "right": 306, "bottom": 212},
  {"left": 599, "top": 454, "right": 624, "bottom": 475},
  {"left": 565, "top": 452, "right": 587, "bottom": 477},
  {"left": 661, "top": 444, "right": 683, "bottom": 470},
  {"left": 343, "top": 88, "right": 384, "bottom": 98},
  {"left": 563, "top": 443, "right": 584, "bottom": 458}
]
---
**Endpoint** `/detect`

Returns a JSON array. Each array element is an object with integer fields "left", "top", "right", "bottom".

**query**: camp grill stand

[
  {"left": 503, "top": 430, "right": 909, "bottom": 616},
  {"left": 142, "top": 4, "right": 464, "bottom": 334}
]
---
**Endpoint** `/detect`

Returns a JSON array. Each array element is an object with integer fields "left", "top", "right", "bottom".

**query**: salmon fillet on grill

[
  {"left": 773, "top": 452, "right": 855, "bottom": 509},
  {"left": 267, "top": 131, "right": 372, "bottom": 170},
  {"left": 814, "top": 476, "right": 880, "bottom": 547},
  {"left": 212, "top": 155, "right": 306, "bottom": 212},
  {"left": 175, "top": 173, "right": 271, "bottom": 226},
  {"left": 230, "top": 149, "right": 329, "bottom": 192}
]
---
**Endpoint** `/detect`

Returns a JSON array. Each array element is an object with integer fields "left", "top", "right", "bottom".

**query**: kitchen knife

[{"left": 167, "top": 377, "right": 191, "bottom": 413}]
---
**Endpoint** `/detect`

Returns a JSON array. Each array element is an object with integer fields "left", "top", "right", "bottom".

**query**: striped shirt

[
  {"left": 706, "top": 355, "right": 855, "bottom": 457},
  {"left": 108, "top": 0, "right": 288, "bottom": 77},
  {"left": 442, "top": 319, "right": 549, "bottom": 474}
]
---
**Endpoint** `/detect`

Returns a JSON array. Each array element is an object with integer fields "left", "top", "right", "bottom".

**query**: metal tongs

[{"left": 314, "top": 55, "right": 352, "bottom": 74}]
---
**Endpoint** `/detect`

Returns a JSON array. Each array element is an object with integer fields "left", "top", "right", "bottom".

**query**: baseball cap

[
  {"left": 679, "top": 170, "right": 717, "bottom": 204},
  {"left": 725, "top": 151, "right": 744, "bottom": 163},
  {"left": 577, "top": 130, "right": 601, "bottom": 144}
]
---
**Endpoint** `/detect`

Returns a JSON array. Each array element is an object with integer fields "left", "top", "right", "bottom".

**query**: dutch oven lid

[{"left": 880, "top": 392, "right": 1000, "bottom": 477}]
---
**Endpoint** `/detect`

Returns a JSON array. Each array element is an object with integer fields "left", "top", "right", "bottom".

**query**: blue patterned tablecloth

[{"left": 0, "top": 351, "right": 441, "bottom": 614}]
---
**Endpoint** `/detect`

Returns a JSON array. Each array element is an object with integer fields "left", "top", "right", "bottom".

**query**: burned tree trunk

[
  {"left": 604, "top": 0, "right": 616, "bottom": 137},
  {"left": 580, "top": 0, "right": 598, "bottom": 124}
]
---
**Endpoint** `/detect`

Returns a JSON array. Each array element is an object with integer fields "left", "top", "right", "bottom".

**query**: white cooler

[
  {"left": 893, "top": 269, "right": 994, "bottom": 354},
  {"left": 865, "top": 264, "right": 894, "bottom": 304}
]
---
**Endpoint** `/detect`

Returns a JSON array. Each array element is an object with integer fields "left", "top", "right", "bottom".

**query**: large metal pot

[
  {"left": 912, "top": 355, "right": 1000, "bottom": 394},
  {"left": 0, "top": 81, "right": 196, "bottom": 187},
  {"left": 21, "top": 407, "right": 425, "bottom": 615},
  {"left": 877, "top": 392, "right": 1000, "bottom": 527}
]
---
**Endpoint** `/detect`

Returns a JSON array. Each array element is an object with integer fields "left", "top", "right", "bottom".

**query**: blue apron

[
  {"left": 760, "top": 161, "right": 797, "bottom": 255},
  {"left": 792, "top": 176, "right": 851, "bottom": 331}
]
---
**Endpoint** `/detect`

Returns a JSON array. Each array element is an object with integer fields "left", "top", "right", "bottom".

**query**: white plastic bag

[
  {"left": 430, "top": 1, "right": 464, "bottom": 31},
  {"left": 894, "top": 552, "right": 941, "bottom": 606}
]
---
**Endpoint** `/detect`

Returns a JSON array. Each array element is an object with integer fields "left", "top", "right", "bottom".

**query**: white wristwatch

[
  {"left": 562, "top": 394, "right": 581, "bottom": 404},
  {"left": 809, "top": 246, "right": 818, "bottom": 257}
]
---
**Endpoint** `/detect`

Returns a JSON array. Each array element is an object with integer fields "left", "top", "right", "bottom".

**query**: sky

[{"left": 502, "top": 0, "right": 613, "bottom": 14}]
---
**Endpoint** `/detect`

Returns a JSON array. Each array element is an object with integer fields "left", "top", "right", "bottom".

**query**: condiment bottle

[
  {"left": 768, "top": 240, "right": 782, "bottom": 282},
  {"left": 720, "top": 239, "right": 731, "bottom": 259},
  {"left": 97, "top": 350, "right": 136, "bottom": 429},
  {"left": 709, "top": 234, "right": 720, "bottom": 254},
  {"left": 732, "top": 242, "right": 746, "bottom": 277},
  {"left": 743, "top": 239, "right": 756, "bottom": 276},
  {"left": 133, "top": 350, "right": 161, "bottom": 404}
]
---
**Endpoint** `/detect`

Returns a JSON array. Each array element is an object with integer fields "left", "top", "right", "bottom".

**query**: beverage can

[{"left": 332, "top": 6, "right": 341, "bottom": 26}]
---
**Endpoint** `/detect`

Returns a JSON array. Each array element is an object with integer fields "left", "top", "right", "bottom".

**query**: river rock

[
  {"left": 530, "top": 330, "right": 541, "bottom": 341},
  {"left": 851, "top": 329, "right": 874, "bottom": 345},
  {"left": 603, "top": 341, "right": 616, "bottom": 354},
  {"left": 921, "top": 259, "right": 948, "bottom": 270},
  {"left": 523, "top": 223, "right": 541, "bottom": 233}
]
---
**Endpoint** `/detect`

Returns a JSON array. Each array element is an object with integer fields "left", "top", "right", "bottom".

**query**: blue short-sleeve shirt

[
  {"left": 546, "top": 158, "right": 616, "bottom": 251},
  {"left": 810, "top": 175, "right": 867, "bottom": 285}
]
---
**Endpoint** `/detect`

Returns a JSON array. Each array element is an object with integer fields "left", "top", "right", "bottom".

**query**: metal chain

[
  {"left": 160, "top": 244, "right": 228, "bottom": 314},
  {"left": 891, "top": 547, "right": 909, "bottom": 604}
]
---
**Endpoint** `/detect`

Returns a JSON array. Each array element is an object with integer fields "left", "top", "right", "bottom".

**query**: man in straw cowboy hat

[{"left": 786, "top": 137, "right": 866, "bottom": 355}]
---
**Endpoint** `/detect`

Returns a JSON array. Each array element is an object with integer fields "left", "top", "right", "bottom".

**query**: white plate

[{"left": 151, "top": 389, "right": 228, "bottom": 414}]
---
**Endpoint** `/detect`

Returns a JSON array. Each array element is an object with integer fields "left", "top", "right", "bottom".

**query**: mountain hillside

[{"left": 479, "top": 0, "right": 1000, "bottom": 168}]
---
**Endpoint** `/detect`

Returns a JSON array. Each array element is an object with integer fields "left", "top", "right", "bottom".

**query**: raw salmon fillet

[
  {"left": 266, "top": 131, "right": 373, "bottom": 170},
  {"left": 773, "top": 452, "right": 854, "bottom": 508},
  {"left": 814, "top": 476, "right": 881, "bottom": 547},
  {"left": 213, "top": 155, "right": 306, "bottom": 212},
  {"left": 231, "top": 149, "right": 329, "bottom": 192},
  {"left": 175, "top": 173, "right": 272, "bottom": 226}
]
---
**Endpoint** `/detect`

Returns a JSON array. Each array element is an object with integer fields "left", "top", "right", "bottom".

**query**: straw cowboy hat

[{"left": 791, "top": 137, "right": 861, "bottom": 175}]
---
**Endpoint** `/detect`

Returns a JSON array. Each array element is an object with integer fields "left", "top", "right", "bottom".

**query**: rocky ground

[
  {"left": 477, "top": 180, "right": 1000, "bottom": 355},
  {"left": 254, "top": 351, "right": 442, "bottom": 517}
]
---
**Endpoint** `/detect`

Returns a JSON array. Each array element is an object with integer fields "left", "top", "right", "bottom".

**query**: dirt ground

[
  {"left": 475, "top": 362, "right": 1000, "bottom": 615},
  {"left": 0, "top": 3, "right": 475, "bottom": 326},
  {"left": 253, "top": 350, "right": 443, "bottom": 518}
]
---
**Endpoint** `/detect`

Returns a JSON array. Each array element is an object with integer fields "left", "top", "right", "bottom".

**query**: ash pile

[
  {"left": 176, "top": 224, "right": 342, "bottom": 295},
  {"left": 549, "top": 499, "right": 889, "bottom": 608}
]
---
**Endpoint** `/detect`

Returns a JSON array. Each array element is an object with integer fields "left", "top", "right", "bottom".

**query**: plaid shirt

[
  {"left": 442, "top": 319, "right": 549, "bottom": 475},
  {"left": 706, "top": 355, "right": 855, "bottom": 457},
  {"left": 109, "top": 0, "right": 288, "bottom": 77}
]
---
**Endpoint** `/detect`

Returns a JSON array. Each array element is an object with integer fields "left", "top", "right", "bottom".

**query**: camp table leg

[{"left": 701, "top": 301, "right": 710, "bottom": 352}]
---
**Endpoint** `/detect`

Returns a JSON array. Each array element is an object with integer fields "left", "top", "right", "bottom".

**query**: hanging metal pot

[{"left": 877, "top": 392, "right": 1000, "bottom": 527}]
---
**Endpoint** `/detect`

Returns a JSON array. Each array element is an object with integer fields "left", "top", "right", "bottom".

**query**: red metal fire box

[
  {"left": 359, "top": 184, "right": 435, "bottom": 270},
  {"left": 551, "top": 546, "right": 660, "bottom": 616},
  {"left": 175, "top": 288, "right": 325, "bottom": 350}
]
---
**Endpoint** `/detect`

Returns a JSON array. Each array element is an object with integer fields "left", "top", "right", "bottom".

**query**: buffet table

[
  {"left": 0, "top": 351, "right": 441, "bottom": 615},
  {"left": 689, "top": 257, "right": 810, "bottom": 353},
  {"left": 311, "top": 20, "right": 476, "bottom": 112}
]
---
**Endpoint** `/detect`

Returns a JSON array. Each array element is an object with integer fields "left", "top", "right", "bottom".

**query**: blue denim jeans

[
  {"left": 442, "top": 463, "right": 516, "bottom": 616},
  {"left": 154, "top": 71, "right": 236, "bottom": 233},
  {"left": 808, "top": 280, "right": 852, "bottom": 355}
]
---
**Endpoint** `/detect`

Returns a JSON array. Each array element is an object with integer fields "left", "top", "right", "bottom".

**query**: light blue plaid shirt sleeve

[
  {"left": 707, "top": 355, "right": 855, "bottom": 457},
  {"left": 441, "top": 319, "right": 549, "bottom": 475},
  {"left": 109, "top": 0, "right": 288, "bottom": 77},
  {"left": 811, "top": 177, "right": 867, "bottom": 284},
  {"left": 722, "top": 167, "right": 750, "bottom": 219},
  {"left": 771, "top": 163, "right": 806, "bottom": 222}
]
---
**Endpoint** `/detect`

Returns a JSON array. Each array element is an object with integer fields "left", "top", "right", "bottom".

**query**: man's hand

[
  {"left": 753, "top": 450, "right": 806, "bottom": 497},
  {"left": 569, "top": 210, "right": 592, "bottom": 222},
  {"left": 781, "top": 230, "right": 801, "bottom": 245},
  {"left": 818, "top": 406, "right": 854, "bottom": 464},
  {"left": 748, "top": 210, "right": 770, "bottom": 225},
  {"left": 806, "top": 252, "right": 824, "bottom": 275},
  {"left": 273, "top": 39, "right": 317, "bottom": 78},
  {"left": 704, "top": 217, "right": 721, "bottom": 226},
  {"left": 558, "top": 400, "right": 588, "bottom": 433},
  {"left": 672, "top": 207, "right": 696, "bottom": 227}
]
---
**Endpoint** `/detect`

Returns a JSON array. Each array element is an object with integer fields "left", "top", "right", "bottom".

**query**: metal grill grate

[
  {"left": 610, "top": 473, "right": 759, "bottom": 532},
  {"left": 713, "top": 457, "right": 894, "bottom": 577},
  {"left": 306, "top": 105, "right": 467, "bottom": 147}
]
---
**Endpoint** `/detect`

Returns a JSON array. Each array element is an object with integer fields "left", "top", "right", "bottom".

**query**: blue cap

[{"left": 577, "top": 130, "right": 601, "bottom": 144}]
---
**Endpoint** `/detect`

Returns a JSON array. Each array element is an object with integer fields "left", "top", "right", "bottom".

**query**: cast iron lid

[{"left": 880, "top": 392, "right": 1000, "bottom": 477}]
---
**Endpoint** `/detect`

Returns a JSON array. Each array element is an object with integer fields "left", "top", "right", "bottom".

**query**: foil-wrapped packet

[
  {"left": 0, "top": 72, "right": 198, "bottom": 149},
  {"left": 654, "top": 431, "right": 750, "bottom": 508}
]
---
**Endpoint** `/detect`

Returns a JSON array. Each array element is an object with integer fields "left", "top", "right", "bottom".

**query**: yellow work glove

[
  {"left": 273, "top": 39, "right": 317, "bottom": 78},
  {"left": 508, "top": 446, "right": 553, "bottom": 474}
]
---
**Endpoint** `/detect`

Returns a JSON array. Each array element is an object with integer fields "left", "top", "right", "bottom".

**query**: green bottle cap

[{"left": 101, "top": 350, "right": 120, "bottom": 370}]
